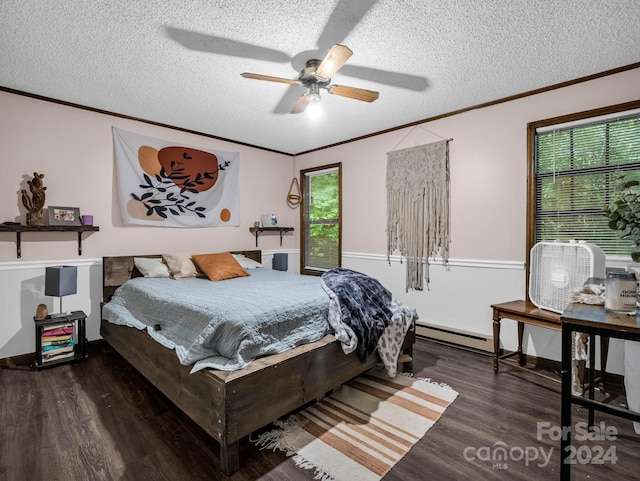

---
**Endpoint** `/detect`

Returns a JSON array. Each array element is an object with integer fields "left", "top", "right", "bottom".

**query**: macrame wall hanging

[{"left": 386, "top": 138, "right": 451, "bottom": 291}]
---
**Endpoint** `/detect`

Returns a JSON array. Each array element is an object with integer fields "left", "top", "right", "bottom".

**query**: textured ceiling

[{"left": 1, "top": 0, "right": 639, "bottom": 155}]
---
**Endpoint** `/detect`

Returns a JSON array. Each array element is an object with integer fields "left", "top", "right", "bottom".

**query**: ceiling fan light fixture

[
  {"left": 307, "top": 99, "right": 322, "bottom": 119},
  {"left": 307, "top": 82, "right": 321, "bottom": 103}
]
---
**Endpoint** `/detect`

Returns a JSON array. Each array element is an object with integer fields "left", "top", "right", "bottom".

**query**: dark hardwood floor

[{"left": 1, "top": 338, "right": 639, "bottom": 481}]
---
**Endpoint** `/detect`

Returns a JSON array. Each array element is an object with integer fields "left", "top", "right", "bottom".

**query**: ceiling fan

[
  {"left": 165, "top": 1, "right": 426, "bottom": 114},
  {"left": 241, "top": 44, "right": 379, "bottom": 114}
]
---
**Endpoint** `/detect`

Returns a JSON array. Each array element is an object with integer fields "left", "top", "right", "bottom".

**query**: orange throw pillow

[{"left": 191, "top": 252, "right": 250, "bottom": 281}]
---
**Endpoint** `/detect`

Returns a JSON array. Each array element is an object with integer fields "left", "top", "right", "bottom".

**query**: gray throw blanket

[{"left": 321, "top": 268, "right": 393, "bottom": 362}]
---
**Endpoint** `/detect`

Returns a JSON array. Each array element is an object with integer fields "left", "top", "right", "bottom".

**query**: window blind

[{"left": 534, "top": 111, "right": 640, "bottom": 256}]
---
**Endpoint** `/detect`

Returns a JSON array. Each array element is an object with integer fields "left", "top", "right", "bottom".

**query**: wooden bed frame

[{"left": 100, "top": 251, "right": 415, "bottom": 475}]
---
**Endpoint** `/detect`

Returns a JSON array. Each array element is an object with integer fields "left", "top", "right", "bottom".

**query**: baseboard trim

[
  {"left": 0, "top": 352, "right": 33, "bottom": 370},
  {"left": 417, "top": 323, "right": 493, "bottom": 352},
  {"left": 424, "top": 336, "right": 625, "bottom": 394},
  {"left": 0, "top": 339, "right": 106, "bottom": 371}
]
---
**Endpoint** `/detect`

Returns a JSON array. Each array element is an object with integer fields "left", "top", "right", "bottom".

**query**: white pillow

[
  {"left": 162, "top": 253, "right": 201, "bottom": 279},
  {"left": 134, "top": 257, "right": 171, "bottom": 278},
  {"left": 232, "top": 254, "right": 265, "bottom": 269}
]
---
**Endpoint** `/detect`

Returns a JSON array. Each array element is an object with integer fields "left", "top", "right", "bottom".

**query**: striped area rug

[{"left": 253, "top": 367, "right": 458, "bottom": 481}]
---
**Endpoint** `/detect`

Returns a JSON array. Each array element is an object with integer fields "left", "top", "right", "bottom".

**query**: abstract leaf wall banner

[{"left": 113, "top": 127, "right": 239, "bottom": 227}]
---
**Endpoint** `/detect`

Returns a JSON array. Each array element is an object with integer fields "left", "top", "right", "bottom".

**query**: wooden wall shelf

[
  {"left": 0, "top": 224, "right": 99, "bottom": 258},
  {"left": 249, "top": 226, "right": 294, "bottom": 247}
]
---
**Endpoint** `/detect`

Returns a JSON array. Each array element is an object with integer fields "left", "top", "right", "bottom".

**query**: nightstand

[{"left": 34, "top": 310, "right": 88, "bottom": 369}]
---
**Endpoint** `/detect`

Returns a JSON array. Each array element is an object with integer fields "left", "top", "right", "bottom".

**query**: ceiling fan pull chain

[{"left": 287, "top": 177, "right": 301, "bottom": 207}]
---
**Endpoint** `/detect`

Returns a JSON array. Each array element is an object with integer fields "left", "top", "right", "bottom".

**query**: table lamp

[{"left": 45, "top": 266, "right": 77, "bottom": 315}]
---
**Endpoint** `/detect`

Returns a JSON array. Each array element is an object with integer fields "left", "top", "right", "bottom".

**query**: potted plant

[{"left": 604, "top": 176, "right": 640, "bottom": 262}]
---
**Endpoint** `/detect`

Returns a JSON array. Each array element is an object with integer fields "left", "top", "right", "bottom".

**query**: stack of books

[{"left": 41, "top": 322, "right": 76, "bottom": 363}]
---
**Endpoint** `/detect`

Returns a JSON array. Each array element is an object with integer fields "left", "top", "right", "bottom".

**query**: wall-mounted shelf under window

[
  {"left": 0, "top": 224, "right": 99, "bottom": 258},
  {"left": 249, "top": 226, "right": 294, "bottom": 247}
]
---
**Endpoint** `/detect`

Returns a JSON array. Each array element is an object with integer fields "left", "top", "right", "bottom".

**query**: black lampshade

[
  {"left": 45, "top": 266, "right": 77, "bottom": 297},
  {"left": 272, "top": 253, "right": 288, "bottom": 272}
]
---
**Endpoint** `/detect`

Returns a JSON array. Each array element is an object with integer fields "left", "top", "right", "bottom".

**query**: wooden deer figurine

[{"left": 21, "top": 172, "right": 47, "bottom": 226}]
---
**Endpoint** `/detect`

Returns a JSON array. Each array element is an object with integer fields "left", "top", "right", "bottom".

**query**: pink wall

[
  {"left": 296, "top": 68, "right": 640, "bottom": 262},
  {"left": 0, "top": 91, "right": 296, "bottom": 261},
  {"left": 0, "top": 68, "right": 638, "bottom": 366},
  {"left": 1, "top": 67, "right": 638, "bottom": 264}
]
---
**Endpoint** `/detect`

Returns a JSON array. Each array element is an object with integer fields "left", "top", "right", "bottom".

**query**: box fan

[{"left": 529, "top": 241, "right": 606, "bottom": 313}]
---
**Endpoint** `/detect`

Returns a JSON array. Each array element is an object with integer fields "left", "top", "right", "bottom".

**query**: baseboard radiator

[{"left": 416, "top": 323, "right": 493, "bottom": 352}]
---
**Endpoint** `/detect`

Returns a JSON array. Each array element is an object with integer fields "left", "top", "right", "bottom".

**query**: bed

[{"left": 100, "top": 250, "right": 415, "bottom": 475}]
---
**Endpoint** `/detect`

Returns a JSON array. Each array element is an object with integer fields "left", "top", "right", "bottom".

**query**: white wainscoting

[
  {"left": 0, "top": 251, "right": 298, "bottom": 360},
  {"left": 0, "top": 251, "right": 627, "bottom": 375},
  {"left": 0, "top": 258, "right": 102, "bottom": 359},
  {"left": 342, "top": 252, "right": 626, "bottom": 376}
]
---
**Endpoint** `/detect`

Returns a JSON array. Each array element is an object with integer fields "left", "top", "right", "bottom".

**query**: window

[
  {"left": 528, "top": 101, "right": 640, "bottom": 258},
  {"left": 300, "top": 163, "right": 341, "bottom": 275}
]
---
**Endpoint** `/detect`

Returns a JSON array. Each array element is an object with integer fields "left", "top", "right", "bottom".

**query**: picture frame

[
  {"left": 48, "top": 206, "right": 82, "bottom": 226},
  {"left": 261, "top": 213, "right": 278, "bottom": 227}
]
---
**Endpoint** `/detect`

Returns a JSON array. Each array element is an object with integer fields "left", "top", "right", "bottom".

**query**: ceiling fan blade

[
  {"left": 290, "top": 94, "right": 309, "bottom": 114},
  {"left": 241, "top": 73, "right": 299, "bottom": 85},
  {"left": 272, "top": 84, "right": 308, "bottom": 114},
  {"left": 315, "top": 44, "right": 353, "bottom": 81},
  {"left": 327, "top": 85, "right": 379, "bottom": 102}
]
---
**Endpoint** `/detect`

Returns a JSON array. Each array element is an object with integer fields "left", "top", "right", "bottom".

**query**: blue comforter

[{"left": 102, "top": 269, "right": 331, "bottom": 372}]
